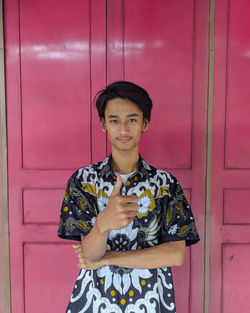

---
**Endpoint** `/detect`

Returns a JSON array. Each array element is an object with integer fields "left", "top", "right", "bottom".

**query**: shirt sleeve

[
  {"left": 160, "top": 175, "right": 200, "bottom": 246},
  {"left": 57, "top": 172, "right": 98, "bottom": 241}
]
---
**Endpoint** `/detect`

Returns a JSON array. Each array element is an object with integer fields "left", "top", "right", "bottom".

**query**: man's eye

[
  {"left": 110, "top": 120, "right": 119, "bottom": 124},
  {"left": 129, "top": 119, "right": 137, "bottom": 123}
]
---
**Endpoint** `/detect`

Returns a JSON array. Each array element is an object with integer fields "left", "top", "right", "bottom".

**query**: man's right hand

[{"left": 96, "top": 175, "right": 139, "bottom": 233}]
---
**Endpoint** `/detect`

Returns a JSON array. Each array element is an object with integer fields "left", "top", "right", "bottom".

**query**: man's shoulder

[
  {"left": 68, "top": 159, "right": 105, "bottom": 182},
  {"left": 146, "top": 161, "right": 176, "bottom": 184}
]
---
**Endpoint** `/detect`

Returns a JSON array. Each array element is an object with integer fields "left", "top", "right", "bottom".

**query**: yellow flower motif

[
  {"left": 97, "top": 266, "right": 152, "bottom": 295},
  {"left": 96, "top": 189, "right": 109, "bottom": 212},
  {"left": 76, "top": 220, "right": 89, "bottom": 230},
  {"left": 166, "top": 207, "right": 174, "bottom": 226},
  {"left": 129, "top": 290, "right": 134, "bottom": 296},
  {"left": 64, "top": 186, "right": 72, "bottom": 200},
  {"left": 176, "top": 201, "right": 187, "bottom": 220},
  {"left": 137, "top": 189, "right": 156, "bottom": 218},
  {"left": 63, "top": 206, "right": 69, "bottom": 212},
  {"left": 120, "top": 299, "right": 126, "bottom": 305},
  {"left": 81, "top": 183, "right": 96, "bottom": 196},
  {"left": 110, "top": 290, "right": 116, "bottom": 296},
  {"left": 178, "top": 225, "right": 189, "bottom": 236},
  {"left": 66, "top": 218, "right": 74, "bottom": 230},
  {"left": 157, "top": 185, "right": 170, "bottom": 198},
  {"left": 126, "top": 181, "right": 131, "bottom": 186},
  {"left": 79, "top": 198, "right": 88, "bottom": 211},
  {"left": 103, "top": 165, "right": 109, "bottom": 172}
]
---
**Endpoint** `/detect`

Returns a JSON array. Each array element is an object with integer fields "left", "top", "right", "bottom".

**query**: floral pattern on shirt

[{"left": 58, "top": 153, "right": 200, "bottom": 313}]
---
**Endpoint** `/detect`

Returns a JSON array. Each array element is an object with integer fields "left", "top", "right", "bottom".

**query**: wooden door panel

[
  {"left": 24, "top": 243, "right": 79, "bottom": 313},
  {"left": 5, "top": 0, "right": 106, "bottom": 312},
  {"left": 124, "top": 0, "right": 194, "bottom": 169},
  {"left": 224, "top": 0, "right": 250, "bottom": 169},
  {"left": 5, "top": 0, "right": 208, "bottom": 312},
  {"left": 223, "top": 189, "right": 250, "bottom": 224},
  {"left": 22, "top": 188, "right": 64, "bottom": 224},
  {"left": 107, "top": 1, "right": 209, "bottom": 313},
  {"left": 20, "top": 0, "right": 91, "bottom": 169},
  {"left": 211, "top": 0, "right": 250, "bottom": 312},
  {"left": 172, "top": 248, "right": 191, "bottom": 313},
  {"left": 222, "top": 244, "right": 250, "bottom": 313}
]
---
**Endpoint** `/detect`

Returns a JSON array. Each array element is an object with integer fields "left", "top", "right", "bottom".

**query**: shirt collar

[{"left": 99, "top": 153, "right": 152, "bottom": 179}]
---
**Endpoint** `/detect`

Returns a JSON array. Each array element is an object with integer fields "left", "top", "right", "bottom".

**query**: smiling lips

[{"left": 118, "top": 137, "right": 131, "bottom": 143}]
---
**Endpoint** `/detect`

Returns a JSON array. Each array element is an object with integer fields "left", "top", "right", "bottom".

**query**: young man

[{"left": 58, "top": 81, "right": 200, "bottom": 313}]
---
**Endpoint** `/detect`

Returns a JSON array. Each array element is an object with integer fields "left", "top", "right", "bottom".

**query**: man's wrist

[
  {"left": 100, "top": 251, "right": 113, "bottom": 267},
  {"left": 96, "top": 213, "right": 109, "bottom": 234}
]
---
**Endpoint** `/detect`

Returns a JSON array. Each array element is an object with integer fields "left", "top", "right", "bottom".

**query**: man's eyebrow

[{"left": 107, "top": 113, "right": 140, "bottom": 118}]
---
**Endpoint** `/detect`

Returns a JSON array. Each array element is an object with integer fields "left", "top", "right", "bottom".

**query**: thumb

[{"left": 111, "top": 175, "right": 122, "bottom": 195}]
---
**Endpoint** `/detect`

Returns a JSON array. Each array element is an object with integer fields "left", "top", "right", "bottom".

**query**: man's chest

[{"left": 90, "top": 175, "right": 170, "bottom": 249}]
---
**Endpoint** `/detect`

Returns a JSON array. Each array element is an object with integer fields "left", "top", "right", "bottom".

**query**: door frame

[{"left": 0, "top": 0, "right": 11, "bottom": 312}]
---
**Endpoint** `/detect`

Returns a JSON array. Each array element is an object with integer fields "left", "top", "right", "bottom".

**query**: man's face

[{"left": 101, "top": 98, "right": 149, "bottom": 152}]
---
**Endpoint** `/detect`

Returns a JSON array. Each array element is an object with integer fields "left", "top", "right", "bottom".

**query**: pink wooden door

[
  {"left": 5, "top": 0, "right": 106, "bottom": 312},
  {"left": 4, "top": 1, "right": 208, "bottom": 312},
  {"left": 106, "top": 2, "right": 208, "bottom": 312},
  {"left": 210, "top": 0, "right": 250, "bottom": 312}
]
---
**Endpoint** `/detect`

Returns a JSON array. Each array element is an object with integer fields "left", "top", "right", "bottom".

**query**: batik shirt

[{"left": 58, "top": 154, "right": 200, "bottom": 313}]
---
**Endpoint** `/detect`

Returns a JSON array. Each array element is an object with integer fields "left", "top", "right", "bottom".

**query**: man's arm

[
  {"left": 80, "top": 219, "right": 109, "bottom": 262},
  {"left": 75, "top": 240, "right": 186, "bottom": 269},
  {"left": 81, "top": 176, "right": 138, "bottom": 261},
  {"left": 102, "top": 240, "right": 186, "bottom": 268}
]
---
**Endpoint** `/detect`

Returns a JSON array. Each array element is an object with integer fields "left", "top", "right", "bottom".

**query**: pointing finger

[{"left": 111, "top": 175, "right": 122, "bottom": 196}]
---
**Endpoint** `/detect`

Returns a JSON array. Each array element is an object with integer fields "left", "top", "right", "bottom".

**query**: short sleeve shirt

[{"left": 58, "top": 154, "right": 200, "bottom": 313}]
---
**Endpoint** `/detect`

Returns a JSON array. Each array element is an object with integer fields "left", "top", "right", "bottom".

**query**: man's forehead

[
  {"left": 105, "top": 99, "right": 143, "bottom": 117},
  {"left": 107, "top": 113, "right": 140, "bottom": 118}
]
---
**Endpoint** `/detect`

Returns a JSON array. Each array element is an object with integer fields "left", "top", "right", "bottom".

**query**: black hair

[{"left": 95, "top": 81, "right": 153, "bottom": 121}]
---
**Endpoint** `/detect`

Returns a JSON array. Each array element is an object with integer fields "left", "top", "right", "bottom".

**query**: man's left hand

[{"left": 73, "top": 245, "right": 103, "bottom": 270}]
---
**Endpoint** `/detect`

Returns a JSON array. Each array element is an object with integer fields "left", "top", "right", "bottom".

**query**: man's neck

[{"left": 111, "top": 149, "right": 139, "bottom": 175}]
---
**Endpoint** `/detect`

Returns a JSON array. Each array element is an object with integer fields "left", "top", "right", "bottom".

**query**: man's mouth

[{"left": 118, "top": 137, "right": 131, "bottom": 143}]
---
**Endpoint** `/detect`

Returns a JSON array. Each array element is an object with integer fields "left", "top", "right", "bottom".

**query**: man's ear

[
  {"left": 101, "top": 118, "right": 106, "bottom": 132},
  {"left": 142, "top": 119, "right": 149, "bottom": 131}
]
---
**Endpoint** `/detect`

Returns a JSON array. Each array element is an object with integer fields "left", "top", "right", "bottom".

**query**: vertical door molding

[
  {"left": 205, "top": 0, "right": 215, "bottom": 312},
  {"left": 0, "top": 0, "right": 11, "bottom": 312},
  {"left": 107, "top": 0, "right": 125, "bottom": 83}
]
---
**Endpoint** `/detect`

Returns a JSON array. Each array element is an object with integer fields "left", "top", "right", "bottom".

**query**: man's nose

[{"left": 118, "top": 121, "right": 129, "bottom": 133}]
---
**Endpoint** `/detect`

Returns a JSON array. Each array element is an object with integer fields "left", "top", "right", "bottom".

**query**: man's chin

[{"left": 113, "top": 143, "right": 137, "bottom": 152}]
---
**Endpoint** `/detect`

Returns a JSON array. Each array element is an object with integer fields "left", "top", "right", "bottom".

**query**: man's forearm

[
  {"left": 100, "top": 240, "right": 186, "bottom": 269},
  {"left": 81, "top": 214, "right": 109, "bottom": 261}
]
